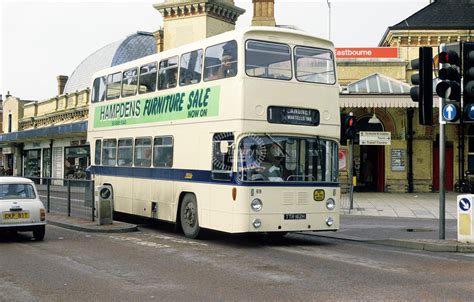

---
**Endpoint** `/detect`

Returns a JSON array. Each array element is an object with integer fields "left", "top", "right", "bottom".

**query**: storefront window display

[
  {"left": 24, "top": 149, "right": 41, "bottom": 183},
  {"left": 64, "top": 146, "right": 90, "bottom": 180}
]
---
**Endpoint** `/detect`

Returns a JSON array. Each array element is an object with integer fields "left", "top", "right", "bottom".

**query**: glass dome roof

[{"left": 63, "top": 31, "right": 156, "bottom": 94}]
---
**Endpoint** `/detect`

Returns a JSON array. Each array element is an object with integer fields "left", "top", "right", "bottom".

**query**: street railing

[{"left": 26, "top": 177, "right": 95, "bottom": 221}]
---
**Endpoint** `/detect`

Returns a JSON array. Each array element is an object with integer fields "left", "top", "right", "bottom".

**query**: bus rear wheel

[{"left": 180, "top": 194, "right": 200, "bottom": 239}]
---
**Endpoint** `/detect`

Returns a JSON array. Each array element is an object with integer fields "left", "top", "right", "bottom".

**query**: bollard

[{"left": 457, "top": 194, "right": 473, "bottom": 243}]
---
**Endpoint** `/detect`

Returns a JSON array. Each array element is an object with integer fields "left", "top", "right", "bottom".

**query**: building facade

[{"left": 338, "top": 0, "right": 474, "bottom": 192}]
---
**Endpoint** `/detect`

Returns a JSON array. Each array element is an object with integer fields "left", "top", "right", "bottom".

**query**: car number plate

[
  {"left": 284, "top": 213, "right": 306, "bottom": 220},
  {"left": 3, "top": 212, "right": 30, "bottom": 220}
]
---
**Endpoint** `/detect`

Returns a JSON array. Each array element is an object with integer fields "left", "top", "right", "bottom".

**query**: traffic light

[
  {"left": 344, "top": 114, "right": 357, "bottom": 140},
  {"left": 410, "top": 47, "right": 433, "bottom": 125},
  {"left": 463, "top": 42, "right": 474, "bottom": 122},
  {"left": 437, "top": 43, "right": 462, "bottom": 123}
]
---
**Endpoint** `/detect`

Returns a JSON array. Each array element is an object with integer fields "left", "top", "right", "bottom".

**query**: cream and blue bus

[{"left": 87, "top": 27, "right": 340, "bottom": 238}]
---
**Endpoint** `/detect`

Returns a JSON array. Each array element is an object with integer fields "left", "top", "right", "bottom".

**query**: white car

[{"left": 0, "top": 177, "right": 46, "bottom": 240}]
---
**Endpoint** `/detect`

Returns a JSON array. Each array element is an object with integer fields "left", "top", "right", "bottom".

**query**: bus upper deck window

[
  {"left": 204, "top": 40, "right": 237, "bottom": 81},
  {"left": 106, "top": 72, "right": 122, "bottom": 100},
  {"left": 179, "top": 49, "right": 203, "bottom": 86},
  {"left": 122, "top": 68, "right": 138, "bottom": 97},
  {"left": 92, "top": 76, "right": 106, "bottom": 103},
  {"left": 158, "top": 56, "right": 178, "bottom": 90},
  {"left": 294, "top": 46, "right": 335, "bottom": 84},
  {"left": 138, "top": 63, "right": 157, "bottom": 94},
  {"left": 245, "top": 40, "right": 292, "bottom": 80}
]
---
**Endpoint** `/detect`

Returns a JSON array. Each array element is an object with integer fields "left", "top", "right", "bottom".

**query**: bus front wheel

[{"left": 180, "top": 194, "right": 200, "bottom": 239}]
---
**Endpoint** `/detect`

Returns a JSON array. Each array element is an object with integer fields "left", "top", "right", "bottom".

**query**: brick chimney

[
  {"left": 252, "top": 0, "right": 276, "bottom": 27},
  {"left": 57, "top": 75, "right": 68, "bottom": 95}
]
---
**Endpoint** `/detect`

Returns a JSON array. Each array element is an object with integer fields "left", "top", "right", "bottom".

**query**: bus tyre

[
  {"left": 180, "top": 194, "right": 200, "bottom": 239},
  {"left": 33, "top": 225, "right": 45, "bottom": 241}
]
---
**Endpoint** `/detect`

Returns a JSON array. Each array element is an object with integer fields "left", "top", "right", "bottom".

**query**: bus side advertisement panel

[{"left": 93, "top": 86, "right": 221, "bottom": 128}]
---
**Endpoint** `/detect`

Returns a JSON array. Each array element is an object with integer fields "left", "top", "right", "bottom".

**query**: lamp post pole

[{"left": 326, "top": 0, "right": 331, "bottom": 41}]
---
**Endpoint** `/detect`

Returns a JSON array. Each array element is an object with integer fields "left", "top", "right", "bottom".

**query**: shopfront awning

[
  {"left": 0, "top": 121, "right": 87, "bottom": 144},
  {"left": 339, "top": 94, "right": 439, "bottom": 108}
]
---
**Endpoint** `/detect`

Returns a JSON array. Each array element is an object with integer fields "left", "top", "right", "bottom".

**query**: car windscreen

[{"left": 0, "top": 184, "right": 36, "bottom": 200}]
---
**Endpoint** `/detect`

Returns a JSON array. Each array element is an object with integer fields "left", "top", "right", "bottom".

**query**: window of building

[
  {"left": 158, "top": 56, "right": 178, "bottom": 90},
  {"left": 212, "top": 133, "right": 234, "bottom": 181},
  {"left": 117, "top": 138, "right": 133, "bottom": 166},
  {"left": 24, "top": 149, "right": 41, "bottom": 182},
  {"left": 8, "top": 113, "right": 12, "bottom": 133},
  {"left": 106, "top": 72, "right": 122, "bottom": 100},
  {"left": 179, "top": 49, "right": 203, "bottom": 86},
  {"left": 139, "top": 63, "right": 157, "bottom": 94},
  {"left": 102, "top": 139, "right": 117, "bottom": 166},
  {"left": 134, "top": 137, "right": 152, "bottom": 167},
  {"left": 64, "top": 146, "right": 90, "bottom": 179},
  {"left": 43, "top": 149, "right": 51, "bottom": 179},
  {"left": 204, "top": 40, "right": 238, "bottom": 81},
  {"left": 121, "top": 68, "right": 138, "bottom": 97},
  {"left": 294, "top": 46, "right": 335, "bottom": 84},
  {"left": 153, "top": 136, "right": 173, "bottom": 168},
  {"left": 95, "top": 140, "right": 101, "bottom": 165},
  {"left": 245, "top": 40, "right": 292, "bottom": 80},
  {"left": 92, "top": 76, "right": 106, "bottom": 102}
]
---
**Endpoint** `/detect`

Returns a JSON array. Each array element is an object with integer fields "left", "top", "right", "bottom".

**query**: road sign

[
  {"left": 441, "top": 103, "right": 459, "bottom": 122},
  {"left": 359, "top": 131, "right": 391, "bottom": 145},
  {"left": 465, "top": 103, "right": 474, "bottom": 120},
  {"left": 459, "top": 198, "right": 472, "bottom": 212},
  {"left": 457, "top": 194, "right": 474, "bottom": 243}
]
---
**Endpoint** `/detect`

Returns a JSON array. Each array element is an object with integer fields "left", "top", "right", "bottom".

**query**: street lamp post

[{"left": 326, "top": 0, "right": 331, "bottom": 41}]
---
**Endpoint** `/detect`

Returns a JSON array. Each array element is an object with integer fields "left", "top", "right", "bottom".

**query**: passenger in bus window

[
  {"left": 216, "top": 52, "right": 236, "bottom": 79},
  {"left": 207, "top": 53, "right": 236, "bottom": 80}
]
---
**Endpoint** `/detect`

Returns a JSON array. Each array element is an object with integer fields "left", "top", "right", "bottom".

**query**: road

[{"left": 1, "top": 223, "right": 474, "bottom": 301}]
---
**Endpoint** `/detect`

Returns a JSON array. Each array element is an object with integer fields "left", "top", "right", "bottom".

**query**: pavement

[{"left": 45, "top": 192, "right": 474, "bottom": 253}]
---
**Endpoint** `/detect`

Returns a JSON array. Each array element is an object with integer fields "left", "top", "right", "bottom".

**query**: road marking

[{"left": 110, "top": 236, "right": 170, "bottom": 249}]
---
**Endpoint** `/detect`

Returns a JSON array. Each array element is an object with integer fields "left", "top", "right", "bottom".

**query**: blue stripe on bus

[{"left": 88, "top": 165, "right": 340, "bottom": 187}]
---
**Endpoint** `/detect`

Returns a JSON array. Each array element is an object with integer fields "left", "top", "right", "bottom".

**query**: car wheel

[
  {"left": 180, "top": 194, "right": 200, "bottom": 239},
  {"left": 33, "top": 225, "right": 45, "bottom": 241}
]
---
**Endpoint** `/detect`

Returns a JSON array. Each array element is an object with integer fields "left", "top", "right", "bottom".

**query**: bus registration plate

[{"left": 284, "top": 213, "right": 306, "bottom": 220}]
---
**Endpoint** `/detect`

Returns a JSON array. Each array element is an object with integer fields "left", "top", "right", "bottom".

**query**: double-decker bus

[{"left": 88, "top": 27, "right": 340, "bottom": 238}]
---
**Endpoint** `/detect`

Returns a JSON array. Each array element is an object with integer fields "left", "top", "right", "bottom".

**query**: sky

[{"left": 0, "top": 0, "right": 429, "bottom": 101}]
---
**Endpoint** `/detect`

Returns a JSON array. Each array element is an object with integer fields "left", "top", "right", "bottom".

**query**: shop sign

[
  {"left": 359, "top": 131, "right": 391, "bottom": 145},
  {"left": 391, "top": 149, "right": 406, "bottom": 171},
  {"left": 335, "top": 47, "right": 398, "bottom": 59}
]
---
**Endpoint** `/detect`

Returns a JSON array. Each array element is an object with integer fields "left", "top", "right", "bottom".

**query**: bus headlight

[
  {"left": 252, "top": 219, "right": 262, "bottom": 229},
  {"left": 251, "top": 198, "right": 263, "bottom": 212},
  {"left": 325, "top": 217, "right": 334, "bottom": 227},
  {"left": 326, "top": 198, "right": 335, "bottom": 210}
]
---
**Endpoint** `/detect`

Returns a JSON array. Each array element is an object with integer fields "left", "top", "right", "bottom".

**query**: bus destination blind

[{"left": 267, "top": 106, "right": 320, "bottom": 126}]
